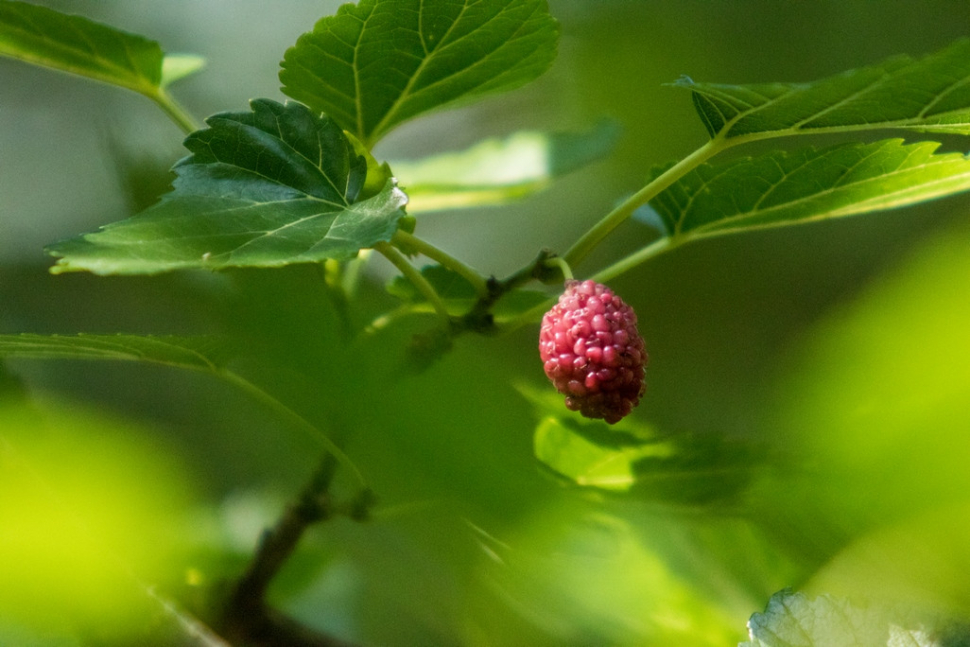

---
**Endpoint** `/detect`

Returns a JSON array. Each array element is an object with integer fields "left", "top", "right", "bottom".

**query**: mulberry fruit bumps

[{"left": 539, "top": 280, "right": 647, "bottom": 424}]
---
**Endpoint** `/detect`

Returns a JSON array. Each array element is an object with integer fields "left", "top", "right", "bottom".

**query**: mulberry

[{"left": 539, "top": 280, "right": 647, "bottom": 424}]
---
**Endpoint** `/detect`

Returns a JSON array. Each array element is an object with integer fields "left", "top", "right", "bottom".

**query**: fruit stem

[
  {"left": 391, "top": 230, "right": 490, "bottom": 298},
  {"left": 543, "top": 255, "right": 574, "bottom": 281},
  {"left": 374, "top": 241, "right": 452, "bottom": 327},
  {"left": 562, "top": 139, "right": 720, "bottom": 268}
]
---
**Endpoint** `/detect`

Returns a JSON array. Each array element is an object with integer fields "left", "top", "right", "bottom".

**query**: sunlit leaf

[
  {"left": 160, "top": 53, "right": 206, "bottom": 88},
  {"left": 523, "top": 385, "right": 760, "bottom": 502},
  {"left": 648, "top": 140, "right": 970, "bottom": 239},
  {"left": 740, "top": 589, "right": 953, "bottom": 647},
  {"left": 47, "top": 99, "right": 409, "bottom": 275},
  {"left": 0, "top": 334, "right": 232, "bottom": 373},
  {"left": 280, "top": 0, "right": 560, "bottom": 146},
  {"left": 392, "top": 121, "right": 619, "bottom": 212},
  {"left": 677, "top": 39, "right": 970, "bottom": 140},
  {"left": 532, "top": 413, "right": 759, "bottom": 503},
  {"left": 0, "top": 0, "right": 201, "bottom": 94},
  {"left": 533, "top": 415, "right": 670, "bottom": 491}
]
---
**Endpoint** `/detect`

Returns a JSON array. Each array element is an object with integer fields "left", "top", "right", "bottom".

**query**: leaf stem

[
  {"left": 152, "top": 88, "right": 202, "bottom": 135},
  {"left": 562, "top": 140, "right": 721, "bottom": 268},
  {"left": 391, "top": 230, "right": 490, "bottom": 297},
  {"left": 216, "top": 369, "right": 368, "bottom": 490},
  {"left": 591, "top": 235, "right": 679, "bottom": 284},
  {"left": 373, "top": 241, "right": 452, "bottom": 327}
]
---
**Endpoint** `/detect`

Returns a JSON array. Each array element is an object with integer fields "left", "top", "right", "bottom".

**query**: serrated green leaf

[
  {"left": 677, "top": 39, "right": 970, "bottom": 140},
  {"left": 280, "top": 0, "right": 560, "bottom": 146},
  {"left": 392, "top": 120, "right": 619, "bottom": 212},
  {"left": 47, "top": 99, "right": 409, "bottom": 275},
  {"left": 649, "top": 140, "right": 970, "bottom": 240},
  {"left": 0, "top": 0, "right": 201, "bottom": 95},
  {"left": 0, "top": 334, "right": 233, "bottom": 373},
  {"left": 740, "top": 590, "right": 946, "bottom": 647}
]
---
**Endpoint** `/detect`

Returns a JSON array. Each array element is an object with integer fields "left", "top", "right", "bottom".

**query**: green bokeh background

[{"left": 2, "top": 2, "right": 970, "bottom": 645}]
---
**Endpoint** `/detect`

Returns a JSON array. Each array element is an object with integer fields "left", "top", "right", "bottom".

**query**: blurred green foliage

[{"left": 3, "top": 2, "right": 970, "bottom": 645}]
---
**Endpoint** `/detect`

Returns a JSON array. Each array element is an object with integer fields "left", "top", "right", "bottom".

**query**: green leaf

[
  {"left": 677, "top": 39, "right": 970, "bottom": 140},
  {"left": 280, "top": 0, "right": 560, "bottom": 146},
  {"left": 533, "top": 414, "right": 758, "bottom": 502},
  {"left": 392, "top": 120, "right": 619, "bottom": 212},
  {"left": 0, "top": 0, "right": 201, "bottom": 95},
  {"left": 160, "top": 53, "right": 206, "bottom": 88},
  {"left": 343, "top": 130, "right": 394, "bottom": 200},
  {"left": 0, "top": 334, "right": 233, "bottom": 373},
  {"left": 533, "top": 415, "right": 671, "bottom": 491},
  {"left": 523, "top": 385, "right": 759, "bottom": 502},
  {"left": 47, "top": 99, "right": 409, "bottom": 275},
  {"left": 648, "top": 140, "right": 970, "bottom": 240},
  {"left": 740, "top": 589, "right": 954, "bottom": 647}
]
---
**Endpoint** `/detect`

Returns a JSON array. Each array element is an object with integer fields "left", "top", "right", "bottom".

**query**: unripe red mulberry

[{"left": 539, "top": 280, "right": 647, "bottom": 424}]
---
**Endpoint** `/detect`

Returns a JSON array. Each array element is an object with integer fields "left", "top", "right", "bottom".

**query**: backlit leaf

[
  {"left": 0, "top": 334, "right": 232, "bottom": 373},
  {"left": 533, "top": 415, "right": 670, "bottom": 492},
  {"left": 47, "top": 99, "right": 409, "bottom": 275},
  {"left": 523, "top": 385, "right": 759, "bottom": 502},
  {"left": 677, "top": 39, "right": 970, "bottom": 140},
  {"left": 160, "top": 53, "right": 206, "bottom": 88},
  {"left": 740, "top": 589, "right": 951, "bottom": 647},
  {"left": 0, "top": 0, "right": 201, "bottom": 95},
  {"left": 392, "top": 121, "right": 619, "bottom": 212},
  {"left": 280, "top": 0, "right": 559, "bottom": 146},
  {"left": 649, "top": 140, "right": 970, "bottom": 239}
]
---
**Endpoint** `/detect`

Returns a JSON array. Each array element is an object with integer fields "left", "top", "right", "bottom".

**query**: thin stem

[
  {"left": 152, "top": 88, "right": 202, "bottom": 135},
  {"left": 500, "top": 237, "right": 681, "bottom": 334},
  {"left": 591, "top": 235, "right": 679, "bottom": 284},
  {"left": 502, "top": 295, "right": 556, "bottom": 334},
  {"left": 217, "top": 369, "right": 368, "bottom": 490},
  {"left": 562, "top": 139, "right": 721, "bottom": 268},
  {"left": 231, "top": 453, "right": 339, "bottom": 603},
  {"left": 374, "top": 241, "right": 452, "bottom": 326},
  {"left": 363, "top": 303, "right": 428, "bottom": 336},
  {"left": 220, "top": 451, "right": 365, "bottom": 647},
  {"left": 342, "top": 249, "right": 373, "bottom": 298},
  {"left": 543, "top": 255, "right": 574, "bottom": 281},
  {"left": 391, "top": 230, "right": 490, "bottom": 297},
  {"left": 317, "top": 261, "right": 355, "bottom": 340}
]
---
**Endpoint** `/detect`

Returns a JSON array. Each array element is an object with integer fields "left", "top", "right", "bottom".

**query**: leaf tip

[{"left": 669, "top": 75, "right": 696, "bottom": 89}]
